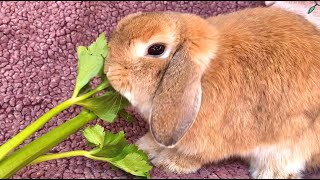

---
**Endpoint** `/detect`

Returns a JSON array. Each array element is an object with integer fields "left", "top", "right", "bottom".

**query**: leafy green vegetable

[
  {"left": 88, "top": 33, "right": 108, "bottom": 59},
  {"left": 72, "top": 33, "right": 108, "bottom": 98},
  {"left": 83, "top": 125, "right": 105, "bottom": 149},
  {"left": 78, "top": 82, "right": 92, "bottom": 96},
  {"left": 91, "top": 131, "right": 128, "bottom": 158},
  {"left": 115, "top": 152, "right": 151, "bottom": 178},
  {"left": 83, "top": 125, "right": 152, "bottom": 178},
  {"left": 76, "top": 92, "right": 130, "bottom": 122}
]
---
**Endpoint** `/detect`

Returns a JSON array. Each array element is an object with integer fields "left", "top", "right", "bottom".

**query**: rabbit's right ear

[
  {"left": 149, "top": 45, "right": 203, "bottom": 148},
  {"left": 148, "top": 14, "right": 219, "bottom": 148}
]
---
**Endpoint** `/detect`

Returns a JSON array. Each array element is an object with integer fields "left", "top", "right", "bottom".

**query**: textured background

[{"left": 1, "top": 1, "right": 319, "bottom": 179}]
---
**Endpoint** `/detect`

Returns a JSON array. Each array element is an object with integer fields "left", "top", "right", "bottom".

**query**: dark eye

[{"left": 147, "top": 44, "right": 166, "bottom": 56}]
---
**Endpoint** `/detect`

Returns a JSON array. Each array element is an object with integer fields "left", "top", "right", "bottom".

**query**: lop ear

[{"left": 149, "top": 46, "right": 203, "bottom": 147}]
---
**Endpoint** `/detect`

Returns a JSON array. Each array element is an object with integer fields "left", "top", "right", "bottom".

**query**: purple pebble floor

[{"left": 1, "top": 1, "right": 320, "bottom": 179}]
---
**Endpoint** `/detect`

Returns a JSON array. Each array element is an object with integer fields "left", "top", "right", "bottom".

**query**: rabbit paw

[
  {"left": 135, "top": 132, "right": 164, "bottom": 159},
  {"left": 136, "top": 133, "right": 202, "bottom": 174},
  {"left": 249, "top": 146, "right": 306, "bottom": 179},
  {"left": 150, "top": 149, "right": 202, "bottom": 174},
  {"left": 250, "top": 167, "right": 302, "bottom": 179}
]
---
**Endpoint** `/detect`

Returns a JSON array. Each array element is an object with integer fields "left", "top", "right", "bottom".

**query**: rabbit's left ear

[{"left": 149, "top": 46, "right": 203, "bottom": 148}]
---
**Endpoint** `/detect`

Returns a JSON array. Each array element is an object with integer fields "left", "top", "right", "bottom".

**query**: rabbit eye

[{"left": 147, "top": 44, "right": 166, "bottom": 56}]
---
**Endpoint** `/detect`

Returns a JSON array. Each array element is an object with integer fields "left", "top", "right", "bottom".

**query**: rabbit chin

[{"left": 123, "top": 91, "right": 132, "bottom": 103}]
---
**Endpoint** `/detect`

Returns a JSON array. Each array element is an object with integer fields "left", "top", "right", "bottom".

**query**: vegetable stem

[
  {"left": 0, "top": 110, "right": 97, "bottom": 179},
  {"left": 73, "top": 79, "right": 109, "bottom": 102},
  {"left": 30, "top": 150, "right": 111, "bottom": 165},
  {"left": 0, "top": 80, "right": 109, "bottom": 161},
  {"left": 30, "top": 150, "right": 90, "bottom": 165},
  {"left": 0, "top": 98, "right": 74, "bottom": 161}
]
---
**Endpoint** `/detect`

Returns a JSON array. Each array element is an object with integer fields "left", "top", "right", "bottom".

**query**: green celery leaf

[
  {"left": 72, "top": 33, "right": 108, "bottom": 97},
  {"left": 91, "top": 131, "right": 128, "bottom": 158},
  {"left": 78, "top": 82, "right": 92, "bottom": 96},
  {"left": 112, "top": 152, "right": 152, "bottom": 178},
  {"left": 104, "top": 131, "right": 126, "bottom": 146},
  {"left": 86, "top": 129, "right": 152, "bottom": 178},
  {"left": 76, "top": 92, "right": 130, "bottom": 123},
  {"left": 83, "top": 125, "right": 105, "bottom": 148},
  {"left": 88, "top": 33, "right": 108, "bottom": 59},
  {"left": 103, "top": 145, "right": 151, "bottom": 178}
]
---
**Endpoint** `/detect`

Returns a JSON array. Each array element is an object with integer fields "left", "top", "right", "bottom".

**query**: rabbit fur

[{"left": 105, "top": 7, "right": 320, "bottom": 179}]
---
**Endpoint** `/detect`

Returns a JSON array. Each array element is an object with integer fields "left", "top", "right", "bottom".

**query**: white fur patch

[
  {"left": 248, "top": 145, "right": 307, "bottom": 178},
  {"left": 195, "top": 50, "right": 216, "bottom": 71},
  {"left": 124, "top": 91, "right": 133, "bottom": 102}
]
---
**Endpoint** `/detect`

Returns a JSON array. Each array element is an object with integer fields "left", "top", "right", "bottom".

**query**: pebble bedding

[{"left": 1, "top": 1, "right": 320, "bottom": 179}]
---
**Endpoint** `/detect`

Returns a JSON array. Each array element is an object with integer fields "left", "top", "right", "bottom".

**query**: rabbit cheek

[{"left": 106, "top": 65, "right": 132, "bottom": 98}]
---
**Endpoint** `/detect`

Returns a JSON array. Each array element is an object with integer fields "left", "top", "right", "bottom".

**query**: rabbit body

[{"left": 105, "top": 7, "right": 320, "bottom": 178}]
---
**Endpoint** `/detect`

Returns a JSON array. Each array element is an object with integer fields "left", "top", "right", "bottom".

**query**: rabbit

[{"left": 104, "top": 7, "right": 320, "bottom": 179}]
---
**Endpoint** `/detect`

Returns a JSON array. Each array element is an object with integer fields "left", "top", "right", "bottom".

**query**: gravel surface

[{"left": 2, "top": 1, "right": 319, "bottom": 179}]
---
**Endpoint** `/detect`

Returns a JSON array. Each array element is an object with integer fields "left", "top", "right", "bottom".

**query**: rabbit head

[{"left": 105, "top": 11, "right": 219, "bottom": 147}]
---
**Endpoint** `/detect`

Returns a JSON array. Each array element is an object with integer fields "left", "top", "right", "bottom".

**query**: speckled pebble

[{"left": 2, "top": 1, "right": 308, "bottom": 179}]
